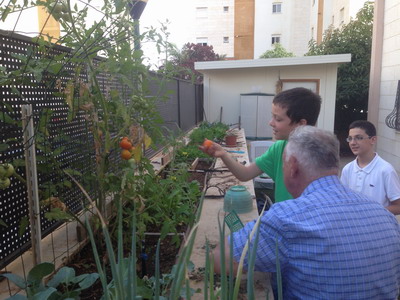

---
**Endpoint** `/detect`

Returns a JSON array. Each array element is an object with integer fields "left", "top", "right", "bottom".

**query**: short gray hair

[{"left": 285, "top": 126, "right": 339, "bottom": 175}]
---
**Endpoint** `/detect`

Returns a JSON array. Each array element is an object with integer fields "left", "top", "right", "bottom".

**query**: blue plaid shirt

[{"left": 232, "top": 175, "right": 400, "bottom": 299}]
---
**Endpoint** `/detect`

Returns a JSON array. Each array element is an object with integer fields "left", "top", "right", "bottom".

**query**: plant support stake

[{"left": 21, "top": 104, "right": 42, "bottom": 265}]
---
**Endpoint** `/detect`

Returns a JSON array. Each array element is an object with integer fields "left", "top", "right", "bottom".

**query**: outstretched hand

[{"left": 199, "top": 139, "right": 227, "bottom": 158}]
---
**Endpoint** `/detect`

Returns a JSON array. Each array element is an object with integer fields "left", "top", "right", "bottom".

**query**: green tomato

[
  {"left": 0, "top": 177, "right": 10, "bottom": 190},
  {"left": 128, "top": 158, "right": 136, "bottom": 168},
  {"left": 53, "top": 3, "right": 63, "bottom": 14},
  {"left": 0, "top": 165, "right": 6, "bottom": 178},
  {"left": 3, "top": 164, "right": 14, "bottom": 177}
]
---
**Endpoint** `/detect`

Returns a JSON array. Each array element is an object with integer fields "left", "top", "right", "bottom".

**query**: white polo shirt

[{"left": 340, "top": 153, "right": 400, "bottom": 207}]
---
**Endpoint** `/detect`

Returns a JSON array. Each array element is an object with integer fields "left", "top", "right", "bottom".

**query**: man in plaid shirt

[{"left": 213, "top": 126, "right": 400, "bottom": 299}]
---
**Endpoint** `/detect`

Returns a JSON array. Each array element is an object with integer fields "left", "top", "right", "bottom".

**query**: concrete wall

[
  {"left": 375, "top": 0, "right": 400, "bottom": 173},
  {"left": 201, "top": 63, "right": 339, "bottom": 132}
]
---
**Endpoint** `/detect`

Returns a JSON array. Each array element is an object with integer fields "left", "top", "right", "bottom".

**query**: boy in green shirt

[{"left": 200, "top": 87, "right": 321, "bottom": 205}]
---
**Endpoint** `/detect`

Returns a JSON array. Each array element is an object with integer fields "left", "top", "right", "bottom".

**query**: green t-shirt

[{"left": 254, "top": 140, "right": 293, "bottom": 203}]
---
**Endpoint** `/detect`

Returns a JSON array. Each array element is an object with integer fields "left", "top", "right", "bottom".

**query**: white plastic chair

[{"left": 249, "top": 141, "right": 275, "bottom": 187}]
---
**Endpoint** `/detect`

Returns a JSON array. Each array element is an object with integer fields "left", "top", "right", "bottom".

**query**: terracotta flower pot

[{"left": 225, "top": 134, "right": 237, "bottom": 147}]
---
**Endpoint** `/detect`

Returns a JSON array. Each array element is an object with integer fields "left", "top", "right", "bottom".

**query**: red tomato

[
  {"left": 203, "top": 139, "right": 213, "bottom": 149},
  {"left": 120, "top": 139, "right": 133, "bottom": 150}
]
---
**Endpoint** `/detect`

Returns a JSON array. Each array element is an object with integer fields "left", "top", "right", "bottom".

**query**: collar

[
  {"left": 301, "top": 175, "right": 341, "bottom": 197},
  {"left": 354, "top": 153, "right": 379, "bottom": 174}
]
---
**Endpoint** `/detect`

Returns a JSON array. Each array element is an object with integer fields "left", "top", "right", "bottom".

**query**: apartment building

[
  {"left": 190, "top": 0, "right": 236, "bottom": 59},
  {"left": 189, "top": 0, "right": 370, "bottom": 60},
  {"left": 310, "top": 0, "right": 372, "bottom": 44}
]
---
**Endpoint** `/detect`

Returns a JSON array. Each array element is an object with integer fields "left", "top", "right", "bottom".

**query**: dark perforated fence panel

[{"left": 0, "top": 30, "right": 203, "bottom": 269}]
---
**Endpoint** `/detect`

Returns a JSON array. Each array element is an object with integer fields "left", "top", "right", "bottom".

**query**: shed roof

[{"left": 195, "top": 54, "right": 351, "bottom": 71}]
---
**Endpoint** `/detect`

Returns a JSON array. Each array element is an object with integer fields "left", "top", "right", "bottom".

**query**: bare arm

[
  {"left": 199, "top": 141, "right": 263, "bottom": 181},
  {"left": 386, "top": 199, "right": 400, "bottom": 215},
  {"left": 212, "top": 238, "right": 239, "bottom": 275}
]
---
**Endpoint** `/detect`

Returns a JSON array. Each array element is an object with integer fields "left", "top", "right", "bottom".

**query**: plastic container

[{"left": 223, "top": 185, "right": 253, "bottom": 214}]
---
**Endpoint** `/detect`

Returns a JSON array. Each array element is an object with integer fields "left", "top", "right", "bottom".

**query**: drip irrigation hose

[{"left": 140, "top": 240, "right": 148, "bottom": 277}]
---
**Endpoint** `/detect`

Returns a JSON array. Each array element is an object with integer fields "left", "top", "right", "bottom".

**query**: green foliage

[
  {"left": 259, "top": 43, "right": 295, "bottom": 58},
  {"left": 306, "top": 2, "right": 373, "bottom": 131},
  {"left": 188, "top": 122, "right": 229, "bottom": 145},
  {"left": 0, "top": 262, "right": 99, "bottom": 300},
  {"left": 174, "top": 122, "right": 229, "bottom": 164},
  {"left": 133, "top": 163, "right": 201, "bottom": 244},
  {"left": 164, "top": 43, "right": 226, "bottom": 83}
]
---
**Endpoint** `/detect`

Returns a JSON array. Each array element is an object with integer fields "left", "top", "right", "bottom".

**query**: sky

[
  {"left": 0, "top": 0, "right": 191, "bottom": 68},
  {"left": 139, "top": 0, "right": 193, "bottom": 67}
]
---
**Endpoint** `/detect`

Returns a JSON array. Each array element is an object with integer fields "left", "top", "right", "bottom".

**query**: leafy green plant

[
  {"left": 0, "top": 262, "right": 99, "bottom": 300},
  {"left": 173, "top": 122, "right": 228, "bottom": 164},
  {"left": 259, "top": 43, "right": 295, "bottom": 58},
  {"left": 130, "top": 163, "right": 201, "bottom": 244},
  {"left": 188, "top": 122, "right": 229, "bottom": 145}
]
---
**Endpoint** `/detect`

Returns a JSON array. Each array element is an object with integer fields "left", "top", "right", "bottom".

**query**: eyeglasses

[{"left": 346, "top": 136, "right": 372, "bottom": 142}]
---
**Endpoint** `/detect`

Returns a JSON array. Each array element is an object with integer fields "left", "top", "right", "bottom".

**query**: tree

[
  {"left": 165, "top": 43, "right": 225, "bottom": 83},
  {"left": 307, "top": 2, "right": 374, "bottom": 133},
  {"left": 259, "top": 43, "right": 295, "bottom": 58}
]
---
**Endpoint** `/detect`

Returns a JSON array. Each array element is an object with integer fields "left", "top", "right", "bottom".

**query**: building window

[
  {"left": 340, "top": 7, "right": 344, "bottom": 24},
  {"left": 312, "top": 0, "right": 315, "bottom": 6},
  {"left": 272, "top": 3, "right": 282, "bottom": 13},
  {"left": 311, "top": 27, "right": 314, "bottom": 39},
  {"left": 196, "top": 37, "right": 208, "bottom": 46},
  {"left": 196, "top": 7, "right": 208, "bottom": 19},
  {"left": 223, "top": 6, "right": 229, "bottom": 13},
  {"left": 331, "top": 15, "right": 335, "bottom": 25},
  {"left": 223, "top": 37, "right": 229, "bottom": 43},
  {"left": 271, "top": 35, "right": 281, "bottom": 45}
]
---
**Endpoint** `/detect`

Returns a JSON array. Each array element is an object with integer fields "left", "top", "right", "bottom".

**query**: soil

[{"left": 65, "top": 158, "right": 214, "bottom": 299}]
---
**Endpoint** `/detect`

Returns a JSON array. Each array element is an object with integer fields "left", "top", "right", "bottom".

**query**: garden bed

[{"left": 64, "top": 158, "right": 214, "bottom": 299}]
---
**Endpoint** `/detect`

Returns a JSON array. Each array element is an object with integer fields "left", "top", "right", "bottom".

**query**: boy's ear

[{"left": 298, "top": 119, "right": 307, "bottom": 125}]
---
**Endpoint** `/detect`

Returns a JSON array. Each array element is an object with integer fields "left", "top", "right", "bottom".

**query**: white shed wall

[{"left": 202, "top": 64, "right": 339, "bottom": 132}]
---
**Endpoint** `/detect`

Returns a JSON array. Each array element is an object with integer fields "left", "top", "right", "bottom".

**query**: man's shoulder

[{"left": 341, "top": 158, "right": 356, "bottom": 173}]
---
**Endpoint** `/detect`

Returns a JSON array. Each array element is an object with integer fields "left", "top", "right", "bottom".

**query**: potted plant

[{"left": 224, "top": 131, "right": 238, "bottom": 147}]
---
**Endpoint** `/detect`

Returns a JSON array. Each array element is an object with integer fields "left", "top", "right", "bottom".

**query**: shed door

[
  {"left": 256, "top": 95, "right": 273, "bottom": 138},
  {"left": 240, "top": 95, "right": 258, "bottom": 138}
]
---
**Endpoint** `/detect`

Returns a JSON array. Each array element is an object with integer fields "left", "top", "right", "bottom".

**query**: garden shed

[{"left": 195, "top": 54, "right": 352, "bottom": 133}]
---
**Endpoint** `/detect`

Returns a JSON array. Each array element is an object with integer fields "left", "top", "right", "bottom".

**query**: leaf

[
  {"left": 53, "top": 146, "right": 65, "bottom": 156},
  {"left": 45, "top": 209, "right": 72, "bottom": 221},
  {"left": 76, "top": 273, "right": 99, "bottom": 289},
  {"left": 18, "top": 216, "right": 29, "bottom": 237},
  {"left": 48, "top": 63, "right": 63, "bottom": 75},
  {"left": 47, "top": 267, "right": 75, "bottom": 287},
  {"left": 1, "top": 6, "right": 11, "bottom": 21},
  {"left": 0, "top": 143, "right": 9, "bottom": 151},
  {"left": 0, "top": 111, "right": 16, "bottom": 125},
  {"left": 0, "top": 218, "right": 7, "bottom": 227},
  {"left": 32, "top": 287, "right": 57, "bottom": 300},
  {"left": 6, "top": 294, "right": 27, "bottom": 300},
  {"left": 144, "top": 134, "right": 152, "bottom": 149},
  {"left": 63, "top": 180, "right": 72, "bottom": 188},
  {"left": 64, "top": 82, "right": 74, "bottom": 110},
  {"left": 27, "top": 262, "right": 54, "bottom": 283},
  {"left": 132, "top": 145, "right": 142, "bottom": 162},
  {"left": 0, "top": 273, "right": 27, "bottom": 289}
]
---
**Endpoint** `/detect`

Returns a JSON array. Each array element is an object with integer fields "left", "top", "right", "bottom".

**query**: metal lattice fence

[{"left": 0, "top": 30, "right": 203, "bottom": 270}]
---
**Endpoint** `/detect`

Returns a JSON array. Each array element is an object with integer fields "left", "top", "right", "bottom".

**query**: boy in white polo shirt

[{"left": 340, "top": 120, "right": 400, "bottom": 215}]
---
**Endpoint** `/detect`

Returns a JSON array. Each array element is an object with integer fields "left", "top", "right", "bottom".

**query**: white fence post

[{"left": 21, "top": 104, "right": 42, "bottom": 265}]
